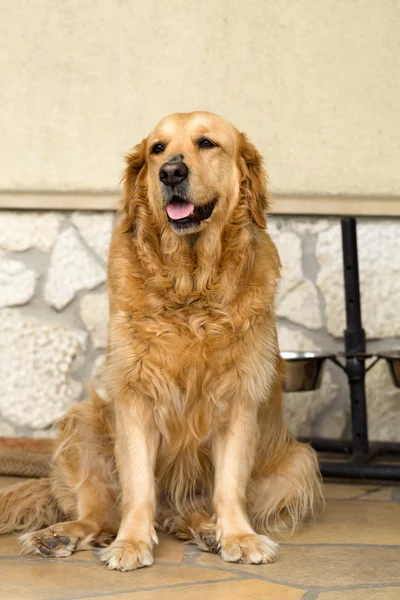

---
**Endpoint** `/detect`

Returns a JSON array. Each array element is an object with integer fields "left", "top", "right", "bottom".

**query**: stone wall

[{"left": 1, "top": 210, "right": 399, "bottom": 441}]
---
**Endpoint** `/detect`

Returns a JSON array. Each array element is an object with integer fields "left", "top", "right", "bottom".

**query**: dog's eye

[
  {"left": 198, "top": 138, "right": 217, "bottom": 149},
  {"left": 151, "top": 143, "right": 165, "bottom": 155}
]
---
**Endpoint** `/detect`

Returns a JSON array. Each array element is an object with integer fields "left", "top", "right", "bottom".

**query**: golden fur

[{"left": 0, "top": 111, "right": 322, "bottom": 570}]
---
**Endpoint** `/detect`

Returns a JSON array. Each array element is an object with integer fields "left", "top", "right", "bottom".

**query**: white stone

[
  {"left": 270, "top": 230, "right": 323, "bottom": 328},
  {"left": 283, "top": 370, "right": 339, "bottom": 438},
  {"left": 290, "top": 218, "right": 333, "bottom": 236},
  {"left": 365, "top": 360, "right": 400, "bottom": 442},
  {"left": 0, "top": 253, "right": 37, "bottom": 308},
  {"left": 0, "top": 309, "right": 87, "bottom": 429},
  {"left": 0, "top": 212, "right": 62, "bottom": 252},
  {"left": 44, "top": 227, "right": 106, "bottom": 310},
  {"left": 71, "top": 212, "right": 114, "bottom": 263},
  {"left": 91, "top": 353, "right": 107, "bottom": 398},
  {"left": 269, "top": 231, "right": 303, "bottom": 301},
  {"left": 317, "top": 221, "right": 400, "bottom": 338},
  {"left": 80, "top": 293, "right": 109, "bottom": 349},
  {"left": 318, "top": 409, "right": 348, "bottom": 439},
  {"left": 278, "top": 324, "right": 319, "bottom": 352},
  {"left": 267, "top": 217, "right": 288, "bottom": 237},
  {"left": 277, "top": 279, "right": 323, "bottom": 330},
  {"left": 0, "top": 420, "right": 18, "bottom": 437},
  {"left": 32, "top": 427, "right": 57, "bottom": 439}
]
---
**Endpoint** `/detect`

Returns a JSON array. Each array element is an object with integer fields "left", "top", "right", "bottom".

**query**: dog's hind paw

[{"left": 20, "top": 528, "right": 78, "bottom": 558}]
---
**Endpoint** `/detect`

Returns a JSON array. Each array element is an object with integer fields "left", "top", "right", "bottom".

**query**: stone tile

[
  {"left": 359, "top": 487, "right": 394, "bottom": 502},
  {"left": 318, "top": 589, "right": 400, "bottom": 600},
  {"left": 87, "top": 579, "right": 306, "bottom": 599},
  {"left": 154, "top": 533, "right": 185, "bottom": 563},
  {"left": 195, "top": 545, "right": 399, "bottom": 587},
  {"left": 0, "top": 534, "right": 21, "bottom": 556},
  {"left": 288, "top": 500, "right": 400, "bottom": 545},
  {"left": 392, "top": 487, "right": 400, "bottom": 502},
  {"left": 322, "top": 482, "right": 383, "bottom": 500},
  {"left": 0, "top": 560, "right": 240, "bottom": 600},
  {"left": 54, "top": 549, "right": 99, "bottom": 564}
]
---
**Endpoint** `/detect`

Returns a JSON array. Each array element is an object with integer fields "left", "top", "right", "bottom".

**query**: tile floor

[{"left": 0, "top": 477, "right": 399, "bottom": 599}]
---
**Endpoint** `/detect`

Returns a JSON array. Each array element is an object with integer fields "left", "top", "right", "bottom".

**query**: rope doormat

[{"left": 0, "top": 439, "right": 53, "bottom": 478}]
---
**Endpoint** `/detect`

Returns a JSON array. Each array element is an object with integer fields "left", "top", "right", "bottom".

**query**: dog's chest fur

[
  {"left": 121, "top": 299, "right": 250, "bottom": 385},
  {"left": 107, "top": 226, "right": 279, "bottom": 430}
]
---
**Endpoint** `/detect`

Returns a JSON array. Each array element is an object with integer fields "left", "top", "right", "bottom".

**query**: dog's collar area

[{"left": 166, "top": 198, "right": 216, "bottom": 229}]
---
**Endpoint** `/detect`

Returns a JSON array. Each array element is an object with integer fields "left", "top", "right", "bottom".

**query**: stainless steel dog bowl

[
  {"left": 281, "top": 351, "right": 334, "bottom": 392},
  {"left": 377, "top": 351, "right": 400, "bottom": 388}
]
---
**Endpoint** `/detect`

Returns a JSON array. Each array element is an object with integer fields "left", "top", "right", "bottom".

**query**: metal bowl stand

[{"left": 301, "top": 217, "right": 400, "bottom": 481}]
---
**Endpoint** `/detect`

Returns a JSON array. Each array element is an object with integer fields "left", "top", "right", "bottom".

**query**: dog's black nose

[{"left": 159, "top": 161, "right": 188, "bottom": 186}]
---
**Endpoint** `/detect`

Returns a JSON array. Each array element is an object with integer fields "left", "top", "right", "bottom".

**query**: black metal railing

[{"left": 300, "top": 217, "right": 400, "bottom": 480}]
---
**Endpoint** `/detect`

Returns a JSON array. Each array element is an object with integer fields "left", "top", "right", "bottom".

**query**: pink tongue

[{"left": 166, "top": 202, "right": 195, "bottom": 220}]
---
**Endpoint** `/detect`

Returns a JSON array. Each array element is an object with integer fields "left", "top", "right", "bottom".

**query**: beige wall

[{"left": 1, "top": 0, "right": 399, "bottom": 197}]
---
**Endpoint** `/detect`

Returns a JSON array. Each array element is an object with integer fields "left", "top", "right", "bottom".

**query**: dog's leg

[
  {"left": 248, "top": 361, "right": 323, "bottom": 537},
  {"left": 160, "top": 509, "right": 219, "bottom": 553},
  {"left": 20, "top": 482, "right": 117, "bottom": 557},
  {"left": 100, "top": 398, "right": 159, "bottom": 572},
  {"left": 20, "top": 398, "right": 119, "bottom": 557},
  {"left": 213, "top": 407, "right": 278, "bottom": 564}
]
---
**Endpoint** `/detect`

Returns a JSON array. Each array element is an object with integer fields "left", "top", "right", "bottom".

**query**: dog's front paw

[
  {"left": 100, "top": 539, "right": 154, "bottom": 571},
  {"left": 219, "top": 533, "right": 278, "bottom": 564}
]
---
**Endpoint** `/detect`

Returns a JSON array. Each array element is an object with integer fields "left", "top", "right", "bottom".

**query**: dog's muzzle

[{"left": 166, "top": 197, "right": 217, "bottom": 230}]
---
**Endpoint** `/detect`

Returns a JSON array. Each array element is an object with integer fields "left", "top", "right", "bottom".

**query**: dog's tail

[
  {"left": 0, "top": 478, "right": 63, "bottom": 534},
  {"left": 249, "top": 437, "right": 324, "bottom": 537}
]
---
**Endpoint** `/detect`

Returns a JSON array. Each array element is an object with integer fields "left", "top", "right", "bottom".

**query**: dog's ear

[
  {"left": 120, "top": 137, "right": 147, "bottom": 221},
  {"left": 238, "top": 133, "right": 269, "bottom": 229}
]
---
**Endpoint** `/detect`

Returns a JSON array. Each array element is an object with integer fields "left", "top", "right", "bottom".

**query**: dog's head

[{"left": 122, "top": 111, "right": 269, "bottom": 234}]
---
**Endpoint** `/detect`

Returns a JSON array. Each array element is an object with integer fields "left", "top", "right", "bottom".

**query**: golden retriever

[{"left": 0, "top": 111, "right": 322, "bottom": 571}]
